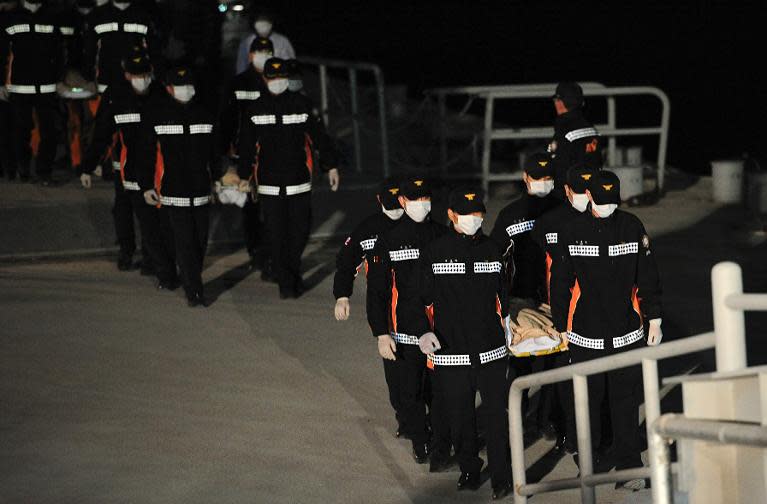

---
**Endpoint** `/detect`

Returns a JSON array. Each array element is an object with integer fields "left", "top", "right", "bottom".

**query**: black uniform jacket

[
  {"left": 237, "top": 90, "right": 338, "bottom": 187},
  {"left": 551, "top": 210, "right": 662, "bottom": 348},
  {"left": 551, "top": 109, "right": 601, "bottom": 198},
  {"left": 0, "top": 6, "right": 64, "bottom": 89},
  {"left": 367, "top": 216, "right": 447, "bottom": 338},
  {"left": 530, "top": 202, "right": 583, "bottom": 304},
  {"left": 421, "top": 229, "right": 509, "bottom": 356},
  {"left": 218, "top": 66, "right": 267, "bottom": 158},
  {"left": 333, "top": 211, "right": 400, "bottom": 300}
]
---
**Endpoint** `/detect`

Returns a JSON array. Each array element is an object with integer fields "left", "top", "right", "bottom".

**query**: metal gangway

[{"left": 508, "top": 261, "right": 767, "bottom": 503}]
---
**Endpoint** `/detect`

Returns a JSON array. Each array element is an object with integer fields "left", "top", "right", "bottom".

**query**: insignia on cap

[
  {"left": 582, "top": 174, "right": 592, "bottom": 180},
  {"left": 538, "top": 161, "right": 548, "bottom": 167},
  {"left": 178, "top": 69, "right": 187, "bottom": 76},
  {"left": 414, "top": 180, "right": 423, "bottom": 186},
  {"left": 464, "top": 193, "right": 476, "bottom": 201},
  {"left": 602, "top": 184, "right": 613, "bottom": 191},
  {"left": 132, "top": 57, "right": 141, "bottom": 63},
  {"left": 388, "top": 188, "right": 399, "bottom": 195},
  {"left": 273, "top": 62, "right": 282, "bottom": 68}
]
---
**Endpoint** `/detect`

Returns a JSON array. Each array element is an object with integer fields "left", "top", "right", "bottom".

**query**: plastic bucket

[
  {"left": 611, "top": 166, "right": 643, "bottom": 201},
  {"left": 746, "top": 172, "right": 767, "bottom": 213},
  {"left": 626, "top": 146, "right": 643, "bottom": 167},
  {"left": 711, "top": 160, "right": 744, "bottom": 204}
]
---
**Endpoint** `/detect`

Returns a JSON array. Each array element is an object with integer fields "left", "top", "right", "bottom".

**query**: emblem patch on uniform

[
  {"left": 414, "top": 180, "right": 423, "bottom": 186},
  {"left": 602, "top": 184, "right": 613, "bottom": 191},
  {"left": 642, "top": 234, "right": 650, "bottom": 249},
  {"left": 464, "top": 193, "right": 476, "bottom": 201}
]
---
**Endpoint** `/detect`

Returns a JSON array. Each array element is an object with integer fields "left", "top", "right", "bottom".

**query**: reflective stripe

[
  {"left": 389, "top": 249, "right": 420, "bottom": 262},
  {"left": 566, "top": 331, "right": 605, "bottom": 350},
  {"left": 282, "top": 113, "right": 308, "bottom": 124},
  {"left": 428, "top": 345, "right": 508, "bottom": 366},
  {"left": 256, "top": 185, "right": 280, "bottom": 196},
  {"left": 60, "top": 26, "right": 75, "bottom": 35},
  {"left": 160, "top": 196, "right": 210, "bottom": 207},
  {"left": 432, "top": 262, "right": 466, "bottom": 274},
  {"left": 546, "top": 233, "right": 558, "bottom": 244},
  {"left": 565, "top": 127, "right": 599, "bottom": 142},
  {"left": 235, "top": 90, "right": 260, "bottom": 100},
  {"left": 112, "top": 161, "right": 121, "bottom": 170},
  {"left": 114, "top": 113, "right": 141, "bottom": 124},
  {"left": 122, "top": 181, "right": 140, "bottom": 191},
  {"left": 613, "top": 327, "right": 644, "bottom": 348},
  {"left": 39, "top": 84, "right": 56, "bottom": 93},
  {"left": 569, "top": 245, "right": 600, "bottom": 257},
  {"left": 506, "top": 220, "right": 535, "bottom": 236},
  {"left": 189, "top": 124, "right": 213, "bottom": 135},
  {"left": 34, "top": 24, "right": 54, "bottom": 33},
  {"left": 123, "top": 23, "right": 148, "bottom": 34},
  {"left": 391, "top": 332, "right": 419, "bottom": 345},
  {"left": 360, "top": 238, "right": 377, "bottom": 251},
  {"left": 251, "top": 114, "right": 277, "bottom": 125},
  {"left": 5, "top": 24, "right": 30, "bottom": 35},
  {"left": 608, "top": 242, "right": 638, "bottom": 256},
  {"left": 474, "top": 261, "right": 502, "bottom": 273},
  {"left": 154, "top": 125, "right": 184, "bottom": 135},
  {"left": 98, "top": 84, "right": 108, "bottom": 93},
  {"left": 7, "top": 84, "right": 56, "bottom": 94},
  {"left": 256, "top": 183, "right": 312, "bottom": 196},
  {"left": 94, "top": 22, "right": 119, "bottom": 34}
]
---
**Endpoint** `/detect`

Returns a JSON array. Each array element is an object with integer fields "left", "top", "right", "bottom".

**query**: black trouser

[
  {"left": 0, "top": 99, "right": 16, "bottom": 177},
  {"left": 114, "top": 177, "right": 137, "bottom": 257},
  {"left": 130, "top": 192, "right": 176, "bottom": 283},
  {"left": 394, "top": 344, "right": 429, "bottom": 445},
  {"left": 260, "top": 192, "right": 311, "bottom": 291},
  {"left": 9, "top": 93, "right": 58, "bottom": 178},
  {"left": 436, "top": 357, "right": 511, "bottom": 488},
  {"left": 164, "top": 205, "right": 209, "bottom": 298},
  {"left": 382, "top": 357, "right": 402, "bottom": 427},
  {"left": 427, "top": 366, "right": 452, "bottom": 460},
  {"left": 567, "top": 343, "right": 643, "bottom": 469},
  {"left": 242, "top": 198, "right": 264, "bottom": 259}
]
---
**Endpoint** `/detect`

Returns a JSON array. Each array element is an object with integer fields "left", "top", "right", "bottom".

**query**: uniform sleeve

[
  {"left": 208, "top": 120, "right": 222, "bottom": 182},
  {"left": 236, "top": 107, "right": 259, "bottom": 180},
  {"left": 305, "top": 100, "right": 339, "bottom": 171},
  {"left": 636, "top": 223, "right": 662, "bottom": 320},
  {"left": 332, "top": 225, "right": 365, "bottom": 299},
  {"left": 80, "top": 93, "right": 116, "bottom": 175},
  {"left": 420, "top": 243, "right": 435, "bottom": 309},
  {"left": 497, "top": 249, "right": 510, "bottom": 319},
  {"left": 81, "top": 20, "right": 96, "bottom": 80},
  {"left": 490, "top": 208, "right": 513, "bottom": 256},
  {"left": 135, "top": 110, "right": 158, "bottom": 191},
  {"left": 0, "top": 23, "right": 9, "bottom": 84},
  {"left": 366, "top": 236, "right": 392, "bottom": 337},
  {"left": 550, "top": 228, "right": 576, "bottom": 332}
]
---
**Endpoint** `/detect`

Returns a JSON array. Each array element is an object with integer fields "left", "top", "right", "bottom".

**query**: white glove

[
  {"left": 418, "top": 332, "right": 442, "bottom": 355},
  {"left": 93, "top": 165, "right": 103, "bottom": 177},
  {"left": 80, "top": 173, "right": 92, "bottom": 189},
  {"left": 214, "top": 180, "right": 222, "bottom": 193},
  {"left": 328, "top": 168, "right": 340, "bottom": 192},
  {"left": 143, "top": 189, "right": 160, "bottom": 205},
  {"left": 0, "top": 85, "right": 9, "bottom": 102},
  {"left": 377, "top": 334, "right": 396, "bottom": 361},
  {"left": 237, "top": 179, "right": 251, "bottom": 193},
  {"left": 647, "top": 318, "right": 663, "bottom": 346},
  {"left": 334, "top": 297, "right": 350, "bottom": 321},
  {"left": 560, "top": 331, "right": 569, "bottom": 349},
  {"left": 547, "top": 140, "right": 557, "bottom": 153}
]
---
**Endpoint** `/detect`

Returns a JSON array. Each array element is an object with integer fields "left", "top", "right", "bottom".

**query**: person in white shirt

[{"left": 235, "top": 10, "right": 295, "bottom": 74}]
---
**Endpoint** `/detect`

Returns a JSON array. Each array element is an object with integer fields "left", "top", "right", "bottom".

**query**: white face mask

[
  {"left": 455, "top": 214, "right": 483, "bottom": 235},
  {"left": 288, "top": 79, "right": 303, "bottom": 92},
  {"left": 130, "top": 76, "right": 151, "bottom": 93},
  {"left": 172, "top": 85, "right": 195, "bottom": 103},
  {"left": 251, "top": 52, "right": 271, "bottom": 72},
  {"left": 528, "top": 179, "right": 555, "bottom": 197},
  {"left": 77, "top": 7, "right": 92, "bottom": 15},
  {"left": 96, "top": 0, "right": 108, "bottom": 5},
  {"left": 266, "top": 78, "right": 289, "bottom": 95},
  {"left": 113, "top": 1, "right": 130, "bottom": 10},
  {"left": 404, "top": 200, "right": 431, "bottom": 222},
  {"left": 570, "top": 192, "right": 589, "bottom": 213},
  {"left": 592, "top": 202, "right": 618, "bottom": 218},
  {"left": 254, "top": 21, "right": 273, "bottom": 37},
  {"left": 382, "top": 205, "right": 404, "bottom": 221},
  {"left": 23, "top": 1, "right": 42, "bottom": 13}
]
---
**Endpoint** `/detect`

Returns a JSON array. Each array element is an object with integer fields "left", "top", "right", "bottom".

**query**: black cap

[
  {"left": 263, "top": 58, "right": 288, "bottom": 79},
  {"left": 552, "top": 81, "right": 584, "bottom": 109},
  {"left": 285, "top": 59, "right": 302, "bottom": 78},
  {"left": 378, "top": 177, "right": 402, "bottom": 210},
  {"left": 566, "top": 163, "right": 597, "bottom": 193},
  {"left": 399, "top": 176, "right": 431, "bottom": 199},
  {"left": 166, "top": 66, "right": 194, "bottom": 86},
  {"left": 448, "top": 186, "right": 486, "bottom": 214},
  {"left": 524, "top": 152, "right": 554, "bottom": 180},
  {"left": 122, "top": 49, "right": 151, "bottom": 75},
  {"left": 249, "top": 36, "right": 274, "bottom": 53},
  {"left": 588, "top": 170, "right": 620, "bottom": 205}
]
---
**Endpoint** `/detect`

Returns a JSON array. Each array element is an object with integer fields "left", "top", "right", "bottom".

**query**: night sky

[{"left": 272, "top": 0, "right": 763, "bottom": 174}]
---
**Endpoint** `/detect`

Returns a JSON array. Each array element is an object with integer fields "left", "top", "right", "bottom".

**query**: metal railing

[
  {"left": 508, "top": 261, "right": 767, "bottom": 503},
  {"left": 300, "top": 56, "right": 390, "bottom": 176},
  {"left": 425, "top": 83, "right": 670, "bottom": 194}
]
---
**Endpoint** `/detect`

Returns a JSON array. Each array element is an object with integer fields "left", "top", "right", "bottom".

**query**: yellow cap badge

[
  {"left": 414, "top": 180, "right": 423, "bottom": 187},
  {"left": 602, "top": 184, "right": 613, "bottom": 191},
  {"left": 538, "top": 161, "right": 548, "bottom": 167},
  {"left": 464, "top": 193, "right": 476, "bottom": 201},
  {"left": 273, "top": 62, "right": 282, "bottom": 68},
  {"left": 582, "top": 173, "right": 592, "bottom": 181},
  {"left": 388, "top": 188, "right": 399, "bottom": 195},
  {"left": 132, "top": 57, "right": 141, "bottom": 63},
  {"left": 178, "top": 69, "right": 187, "bottom": 76}
]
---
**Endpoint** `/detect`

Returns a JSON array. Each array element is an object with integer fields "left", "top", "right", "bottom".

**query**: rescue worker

[
  {"left": 367, "top": 177, "right": 446, "bottom": 465},
  {"left": 235, "top": 10, "right": 295, "bottom": 74},
  {"left": 332, "top": 177, "right": 404, "bottom": 431},
  {"left": 551, "top": 170, "right": 662, "bottom": 489},
  {"left": 219, "top": 37, "right": 272, "bottom": 273},
  {"left": 549, "top": 82, "right": 602, "bottom": 199},
  {"left": 419, "top": 186, "right": 512, "bottom": 499},
  {"left": 237, "top": 57, "right": 340, "bottom": 299},
  {"left": 80, "top": 50, "right": 177, "bottom": 285},
  {"left": 0, "top": 0, "right": 64, "bottom": 184},
  {"left": 137, "top": 66, "right": 221, "bottom": 307}
]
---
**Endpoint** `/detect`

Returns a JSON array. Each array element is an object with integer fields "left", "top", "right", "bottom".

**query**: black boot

[
  {"left": 492, "top": 481, "right": 513, "bottom": 500},
  {"left": 456, "top": 472, "right": 481, "bottom": 491},
  {"left": 412, "top": 442, "right": 429, "bottom": 464}
]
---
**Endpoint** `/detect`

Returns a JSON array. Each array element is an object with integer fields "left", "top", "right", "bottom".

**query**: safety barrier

[
  {"left": 300, "top": 56, "right": 390, "bottom": 176},
  {"left": 425, "top": 83, "right": 670, "bottom": 194},
  {"left": 508, "top": 261, "right": 767, "bottom": 503}
]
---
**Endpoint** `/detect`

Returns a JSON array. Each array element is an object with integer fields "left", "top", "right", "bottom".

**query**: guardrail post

[
  {"left": 607, "top": 96, "right": 617, "bottom": 167},
  {"left": 480, "top": 97, "right": 494, "bottom": 195},
  {"left": 319, "top": 64, "right": 329, "bottom": 127},
  {"left": 642, "top": 358, "right": 669, "bottom": 501},
  {"left": 649, "top": 419, "right": 674, "bottom": 504},
  {"left": 438, "top": 93, "right": 447, "bottom": 175},
  {"left": 712, "top": 262, "right": 747, "bottom": 372},
  {"left": 348, "top": 68, "right": 362, "bottom": 173},
  {"left": 573, "top": 374, "right": 596, "bottom": 504},
  {"left": 657, "top": 93, "right": 671, "bottom": 192},
  {"left": 509, "top": 385, "right": 527, "bottom": 504},
  {"left": 373, "top": 68, "right": 389, "bottom": 177}
]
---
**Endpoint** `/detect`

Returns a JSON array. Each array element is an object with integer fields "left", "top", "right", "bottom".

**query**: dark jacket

[
  {"left": 333, "top": 211, "right": 400, "bottom": 300},
  {"left": 551, "top": 109, "right": 601, "bottom": 199},
  {"left": 550, "top": 210, "right": 662, "bottom": 350},
  {"left": 218, "top": 66, "right": 267, "bottom": 158},
  {"left": 58, "top": 8, "right": 88, "bottom": 71},
  {"left": 367, "top": 216, "right": 447, "bottom": 338},
  {"left": 0, "top": 6, "right": 64, "bottom": 90},
  {"left": 421, "top": 229, "right": 509, "bottom": 356}
]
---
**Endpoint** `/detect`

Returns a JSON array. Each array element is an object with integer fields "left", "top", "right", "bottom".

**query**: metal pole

[
  {"left": 649, "top": 427, "right": 674, "bottom": 504},
  {"left": 319, "top": 64, "right": 329, "bottom": 127},
  {"left": 657, "top": 92, "right": 671, "bottom": 192},
  {"left": 509, "top": 386, "right": 527, "bottom": 504},
  {"left": 607, "top": 96, "right": 617, "bottom": 167},
  {"left": 712, "top": 262, "right": 747, "bottom": 372},
  {"left": 374, "top": 68, "right": 390, "bottom": 177},
  {"left": 348, "top": 69, "right": 362, "bottom": 173},
  {"left": 643, "top": 358, "right": 669, "bottom": 503},
  {"left": 480, "top": 97, "right": 494, "bottom": 195},
  {"left": 438, "top": 93, "right": 448, "bottom": 175},
  {"left": 573, "top": 374, "right": 596, "bottom": 504}
]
